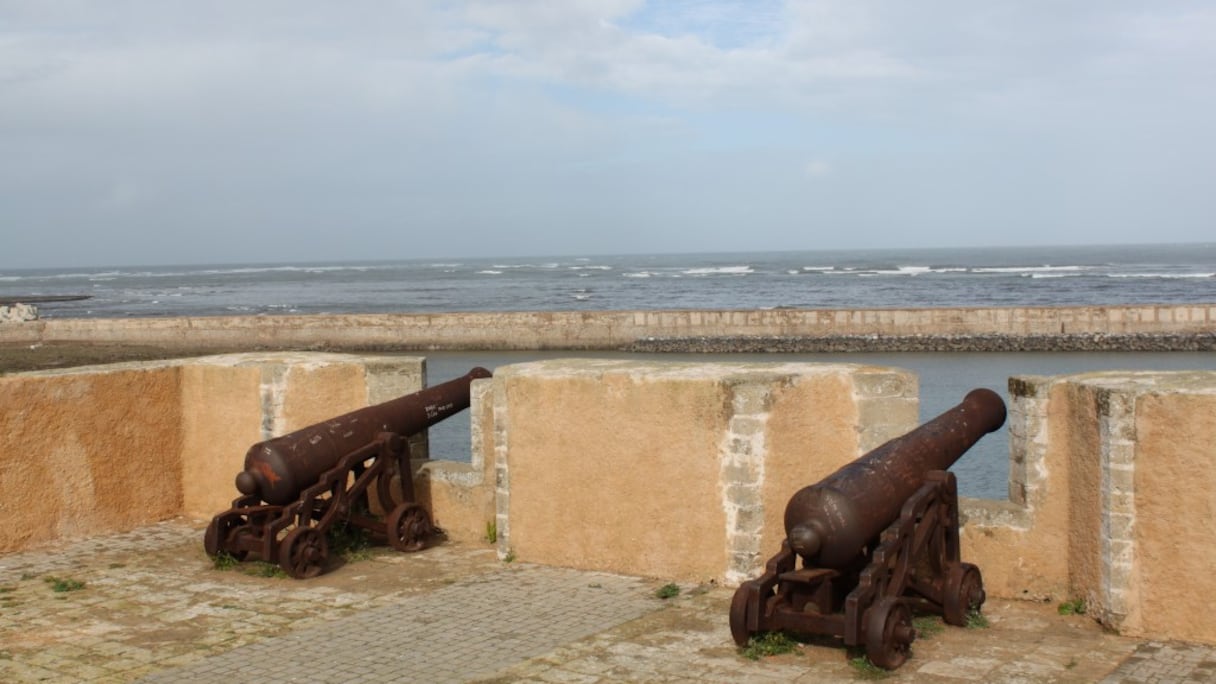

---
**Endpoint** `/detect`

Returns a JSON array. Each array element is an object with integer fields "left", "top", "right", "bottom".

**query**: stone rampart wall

[
  {"left": 485, "top": 359, "right": 918, "bottom": 583},
  {"left": 0, "top": 354, "right": 425, "bottom": 553},
  {"left": 961, "top": 370, "right": 1216, "bottom": 644},
  {"left": 1, "top": 304, "right": 1214, "bottom": 351},
  {"left": 3, "top": 354, "right": 1214, "bottom": 644}
]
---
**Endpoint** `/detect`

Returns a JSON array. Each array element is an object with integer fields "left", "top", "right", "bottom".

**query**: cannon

[
  {"left": 204, "top": 367, "right": 492, "bottom": 578},
  {"left": 730, "top": 388, "right": 1006, "bottom": 670}
]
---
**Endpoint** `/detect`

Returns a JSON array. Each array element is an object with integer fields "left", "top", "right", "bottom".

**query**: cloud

[
  {"left": 1, "top": 1, "right": 1214, "bottom": 267},
  {"left": 804, "top": 160, "right": 832, "bottom": 179}
]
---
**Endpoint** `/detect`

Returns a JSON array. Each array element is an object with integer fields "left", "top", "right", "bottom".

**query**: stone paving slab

[
  {"left": 1102, "top": 641, "right": 1216, "bottom": 683},
  {"left": 3, "top": 520, "right": 1216, "bottom": 683},
  {"left": 137, "top": 564, "right": 660, "bottom": 683}
]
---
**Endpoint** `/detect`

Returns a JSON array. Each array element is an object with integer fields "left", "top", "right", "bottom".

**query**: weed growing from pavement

[
  {"left": 1058, "top": 598, "right": 1087, "bottom": 616},
  {"left": 211, "top": 551, "right": 240, "bottom": 571},
  {"left": 965, "top": 609, "right": 990, "bottom": 629},
  {"left": 502, "top": 549, "right": 516, "bottom": 563},
  {"left": 848, "top": 653, "right": 893, "bottom": 680},
  {"left": 655, "top": 583, "right": 680, "bottom": 600},
  {"left": 484, "top": 521, "right": 498, "bottom": 544},
  {"left": 244, "top": 562, "right": 288, "bottom": 579},
  {"left": 44, "top": 576, "right": 85, "bottom": 593},
  {"left": 327, "top": 523, "right": 375, "bottom": 562},
  {"left": 213, "top": 552, "right": 287, "bottom": 578},
  {"left": 913, "top": 615, "right": 945, "bottom": 638},
  {"left": 739, "top": 631, "right": 801, "bottom": 660}
]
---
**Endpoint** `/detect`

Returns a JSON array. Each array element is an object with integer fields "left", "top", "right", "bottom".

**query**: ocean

[
  {"left": 4, "top": 243, "right": 1216, "bottom": 318},
  {"left": 5, "top": 242, "right": 1216, "bottom": 500}
]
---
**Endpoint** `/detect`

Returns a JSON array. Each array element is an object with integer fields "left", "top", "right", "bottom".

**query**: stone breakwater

[
  {"left": 1, "top": 304, "right": 1213, "bottom": 352},
  {"left": 626, "top": 332, "right": 1216, "bottom": 353}
]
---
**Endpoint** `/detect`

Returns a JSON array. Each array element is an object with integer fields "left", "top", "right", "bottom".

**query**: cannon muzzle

[{"left": 784, "top": 388, "right": 1006, "bottom": 568}]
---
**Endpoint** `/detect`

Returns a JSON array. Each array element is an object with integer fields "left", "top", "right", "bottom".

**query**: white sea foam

[
  {"left": 682, "top": 266, "right": 753, "bottom": 276},
  {"left": 1108, "top": 272, "right": 1215, "bottom": 279},
  {"left": 477, "top": 270, "right": 503, "bottom": 275},
  {"left": 972, "top": 265, "right": 1086, "bottom": 274},
  {"left": 871, "top": 266, "right": 932, "bottom": 276},
  {"left": 623, "top": 271, "right": 653, "bottom": 278}
]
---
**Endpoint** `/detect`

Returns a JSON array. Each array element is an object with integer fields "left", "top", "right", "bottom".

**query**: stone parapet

[
  {"left": 0, "top": 353, "right": 424, "bottom": 553},
  {"left": 961, "top": 370, "right": 1216, "bottom": 644},
  {"left": 4, "top": 354, "right": 1215, "bottom": 645},
  {"left": 484, "top": 359, "right": 918, "bottom": 583}
]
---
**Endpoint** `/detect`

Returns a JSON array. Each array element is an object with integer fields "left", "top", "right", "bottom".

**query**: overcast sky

[{"left": 2, "top": 1, "right": 1214, "bottom": 268}]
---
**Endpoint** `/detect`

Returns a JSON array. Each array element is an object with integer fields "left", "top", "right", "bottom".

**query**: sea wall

[{"left": 1, "top": 304, "right": 1214, "bottom": 351}]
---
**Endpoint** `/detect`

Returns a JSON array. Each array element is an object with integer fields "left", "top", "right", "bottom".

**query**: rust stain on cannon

[{"left": 731, "top": 388, "right": 1006, "bottom": 671}]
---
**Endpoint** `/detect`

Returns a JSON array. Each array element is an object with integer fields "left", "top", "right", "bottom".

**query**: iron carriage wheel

[
  {"left": 386, "top": 503, "right": 434, "bottom": 553},
  {"left": 278, "top": 527, "right": 329, "bottom": 579},
  {"left": 728, "top": 583, "right": 756, "bottom": 646},
  {"left": 865, "top": 596, "right": 915, "bottom": 670},
  {"left": 943, "top": 562, "right": 985, "bottom": 627},
  {"left": 204, "top": 515, "right": 248, "bottom": 561}
]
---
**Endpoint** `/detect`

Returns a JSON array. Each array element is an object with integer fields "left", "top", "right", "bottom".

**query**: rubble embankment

[{"left": 625, "top": 332, "right": 1216, "bottom": 353}]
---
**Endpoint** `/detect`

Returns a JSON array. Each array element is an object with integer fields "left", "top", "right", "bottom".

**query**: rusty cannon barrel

[
  {"left": 235, "top": 367, "right": 492, "bottom": 505},
  {"left": 784, "top": 388, "right": 1006, "bottom": 569}
]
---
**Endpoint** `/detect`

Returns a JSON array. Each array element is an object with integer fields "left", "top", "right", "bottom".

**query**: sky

[{"left": 1, "top": 1, "right": 1214, "bottom": 269}]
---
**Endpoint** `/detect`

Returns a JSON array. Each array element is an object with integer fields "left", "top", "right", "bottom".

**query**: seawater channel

[{"left": 421, "top": 351, "right": 1216, "bottom": 501}]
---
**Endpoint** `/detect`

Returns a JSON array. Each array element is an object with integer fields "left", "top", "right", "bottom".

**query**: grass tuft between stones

[
  {"left": 739, "top": 631, "right": 801, "bottom": 660},
  {"left": 654, "top": 583, "right": 680, "bottom": 600}
]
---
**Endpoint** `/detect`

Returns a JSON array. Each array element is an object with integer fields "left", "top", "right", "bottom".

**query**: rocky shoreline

[{"left": 625, "top": 332, "right": 1216, "bottom": 353}]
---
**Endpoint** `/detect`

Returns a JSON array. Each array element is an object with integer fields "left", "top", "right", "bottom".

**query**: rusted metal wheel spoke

[
  {"left": 387, "top": 503, "right": 433, "bottom": 553},
  {"left": 865, "top": 597, "right": 913, "bottom": 670},
  {"left": 204, "top": 516, "right": 248, "bottom": 561},
  {"left": 729, "top": 583, "right": 756, "bottom": 646},
  {"left": 943, "top": 563, "right": 985, "bottom": 626},
  {"left": 279, "top": 527, "right": 328, "bottom": 579}
]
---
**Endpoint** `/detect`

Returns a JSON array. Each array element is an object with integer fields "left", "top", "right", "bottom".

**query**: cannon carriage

[
  {"left": 730, "top": 388, "right": 1006, "bottom": 669},
  {"left": 204, "top": 367, "right": 491, "bottom": 578}
]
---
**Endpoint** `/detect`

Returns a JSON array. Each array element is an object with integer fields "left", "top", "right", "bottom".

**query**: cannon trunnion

[
  {"left": 730, "top": 388, "right": 1006, "bottom": 670},
  {"left": 204, "top": 367, "right": 491, "bottom": 578}
]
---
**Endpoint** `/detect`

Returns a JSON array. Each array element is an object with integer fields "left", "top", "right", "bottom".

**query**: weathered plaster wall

[
  {"left": 962, "top": 370, "right": 1216, "bottom": 645},
  {"left": 1128, "top": 383, "right": 1216, "bottom": 642},
  {"left": 0, "top": 364, "right": 184, "bottom": 552},
  {"left": 486, "top": 360, "right": 919, "bottom": 584},
  {"left": 0, "top": 353, "right": 426, "bottom": 552},
  {"left": 414, "top": 377, "right": 497, "bottom": 545},
  {"left": 4, "top": 354, "right": 1216, "bottom": 644},
  {"left": 176, "top": 354, "right": 418, "bottom": 519}
]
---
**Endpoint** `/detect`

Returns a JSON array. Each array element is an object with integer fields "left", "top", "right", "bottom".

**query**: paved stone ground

[{"left": 2, "top": 520, "right": 1214, "bottom": 683}]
